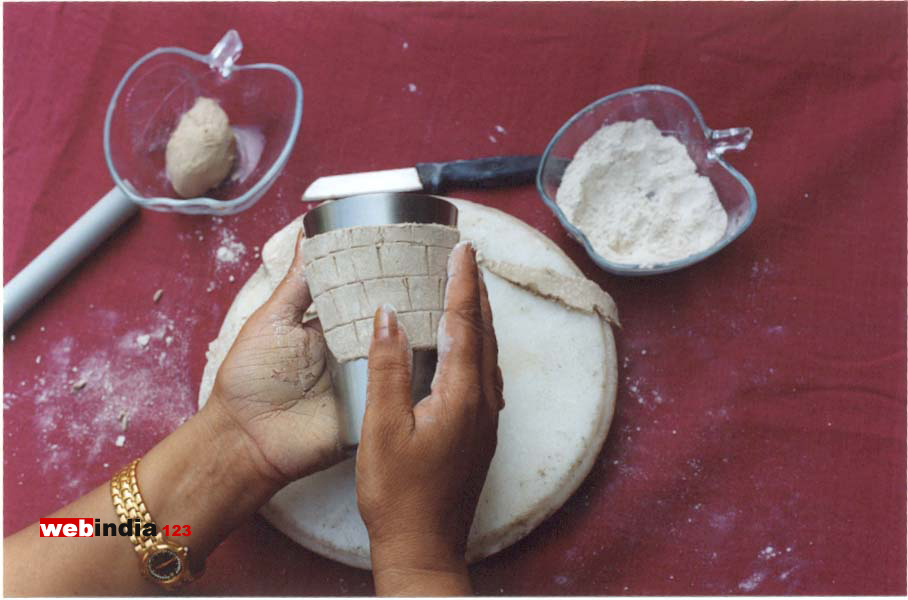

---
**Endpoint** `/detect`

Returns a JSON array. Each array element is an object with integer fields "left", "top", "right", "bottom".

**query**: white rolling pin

[{"left": 3, "top": 187, "right": 139, "bottom": 331}]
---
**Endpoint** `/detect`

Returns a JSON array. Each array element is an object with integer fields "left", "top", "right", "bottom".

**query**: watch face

[{"left": 146, "top": 548, "right": 183, "bottom": 582}]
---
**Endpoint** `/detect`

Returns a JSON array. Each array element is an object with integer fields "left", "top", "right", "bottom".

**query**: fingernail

[
  {"left": 293, "top": 228, "right": 307, "bottom": 267},
  {"left": 374, "top": 303, "right": 397, "bottom": 339}
]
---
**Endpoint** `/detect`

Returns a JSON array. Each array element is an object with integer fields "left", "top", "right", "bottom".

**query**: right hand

[{"left": 355, "top": 242, "right": 503, "bottom": 594}]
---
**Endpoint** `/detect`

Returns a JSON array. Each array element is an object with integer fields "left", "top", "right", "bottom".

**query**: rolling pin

[{"left": 3, "top": 188, "right": 139, "bottom": 331}]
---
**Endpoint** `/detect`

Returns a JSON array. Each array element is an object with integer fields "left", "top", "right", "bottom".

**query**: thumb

[
  {"left": 363, "top": 304, "right": 415, "bottom": 440},
  {"left": 267, "top": 226, "right": 312, "bottom": 321}
]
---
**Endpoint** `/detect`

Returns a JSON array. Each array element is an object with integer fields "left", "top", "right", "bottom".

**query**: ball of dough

[{"left": 165, "top": 97, "right": 236, "bottom": 198}]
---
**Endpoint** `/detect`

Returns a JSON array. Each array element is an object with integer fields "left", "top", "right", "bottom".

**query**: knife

[{"left": 302, "top": 155, "right": 541, "bottom": 201}]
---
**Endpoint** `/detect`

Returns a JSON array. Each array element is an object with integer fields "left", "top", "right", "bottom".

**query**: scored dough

[
  {"left": 198, "top": 199, "right": 617, "bottom": 569},
  {"left": 302, "top": 224, "right": 459, "bottom": 363}
]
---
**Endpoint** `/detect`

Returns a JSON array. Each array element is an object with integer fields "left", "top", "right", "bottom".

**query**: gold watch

[{"left": 110, "top": 459, "right": 203, "bottom": 590}]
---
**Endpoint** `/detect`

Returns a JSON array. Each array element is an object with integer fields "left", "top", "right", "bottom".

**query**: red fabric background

[{"left": 3, "top": 2, "right": 905, "bottom": 595}]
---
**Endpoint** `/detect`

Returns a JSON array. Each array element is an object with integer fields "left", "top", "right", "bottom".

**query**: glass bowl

[
  {"left": 537, "top": 84, "right": 756, "bottom": 275},
  {"left": 103, "top": 30, "right": 302, "bottom": 215}
]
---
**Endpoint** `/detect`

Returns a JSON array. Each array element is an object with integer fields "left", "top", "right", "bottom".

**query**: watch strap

[
  {"left": 110, "top": 458, "right": 200, "bottom": 589},
  {"left": 110, "top": 459, "right": 160, "bottom": 549}
]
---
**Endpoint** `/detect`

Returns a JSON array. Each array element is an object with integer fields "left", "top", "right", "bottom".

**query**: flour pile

[{"left": 556, "top": 118, "right": 727, "bottom": 267}]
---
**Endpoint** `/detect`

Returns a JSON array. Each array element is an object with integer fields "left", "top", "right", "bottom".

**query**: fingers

[
  {"left": 433, "top": 242, "right": 483, "bottom": 405},
  {"left": 267, "top": 226, "right": 313, "bottom": 322},
  {"left": 477, "top": 270, "right": 504, "bottom": 411},
  {"left": 364, "top": 304, "right": 415, "bottom": 438}
]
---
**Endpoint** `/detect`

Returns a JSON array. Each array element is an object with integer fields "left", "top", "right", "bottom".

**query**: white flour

[
  {"left": 5, "top": 311, "right": 195, "bottom": 505},
  {"left": 215, "top": 228, "right": 246, "bottom": 266},
  {"left": 556, "top": 119, "right": 727, "bottom": 267}
]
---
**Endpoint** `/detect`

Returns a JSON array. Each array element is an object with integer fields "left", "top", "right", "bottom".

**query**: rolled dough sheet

[
  {"left": 198, "top": 199, "right": 618, "bottom": 569},
  {"left": 480, "top": 258, "right": 620, "bottom": 326}
]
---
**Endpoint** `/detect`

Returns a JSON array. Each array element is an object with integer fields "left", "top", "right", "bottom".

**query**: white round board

[{"left": 198, "top": 199, "right": 617, "bottom": 569}]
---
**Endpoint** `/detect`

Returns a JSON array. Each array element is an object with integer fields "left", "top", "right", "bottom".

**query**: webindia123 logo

[{"left": 39, "top": 518, "right": 158, "bottom": 537}]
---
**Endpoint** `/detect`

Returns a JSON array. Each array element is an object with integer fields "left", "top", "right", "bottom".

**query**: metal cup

[{"left": 303, "top": 192, "right": 458, "bottom": 446}]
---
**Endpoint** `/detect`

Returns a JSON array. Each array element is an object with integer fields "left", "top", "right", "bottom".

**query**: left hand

[{"left": 206, "top": 229, "right": 343, "bottom": 485}]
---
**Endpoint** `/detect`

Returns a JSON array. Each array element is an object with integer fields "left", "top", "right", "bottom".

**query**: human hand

[
  {"left": 356, "top": 242, "right": 503, "bottom": 595},
  {"left": 206, "top": 229, "right": 342, "bottom": 486}
]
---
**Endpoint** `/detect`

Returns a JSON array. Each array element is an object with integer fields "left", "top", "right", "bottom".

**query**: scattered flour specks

[
  {"left": 50, "top": 336, "right": 74, "bottom": 367},
  {"left": 687, "top": 458, "right": 703, "bottom": 476},
  {"left": 407, "top": 83, "right": 418, "bottom": 93},
  {"left": 779, "top": 566, "right": 799, "bottom": 581},
  {"left": 625, "top": 374, "right": 667, "bottom": 409},
  {"left": 22, "top": 310, "right": 197, "bottom": 504},
  {"left": 120, "top": 319, "right": 172, "bottom": 354},
  {"left": 738, "top": 571, "right": 767, "bottom": 592},
  {"left": 750, "top": 257, "right": 776, "bottom": 281},
  {"left": 215, "top": 228, "right": 247, "bottom": 266},
  {"left": 495, "top": 124, "right": 506, "bottom": 134},
  {"left": 709, "top": 509, "right": 738, "bottom": 533},
  {"left": 488, "top": 134, "right": 497, "bottom": 143}
]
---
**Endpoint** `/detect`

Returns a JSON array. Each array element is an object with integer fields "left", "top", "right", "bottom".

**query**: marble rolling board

[{"left": 198, "top": 199, "right": 618, "bottom": 569}]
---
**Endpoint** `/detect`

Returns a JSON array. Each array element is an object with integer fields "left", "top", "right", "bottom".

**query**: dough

[
  {"left": 198, "top": 200, "right": 618, "bottom": 569},
  {"left": 480, "top": 258, "right": 620, "bottom": 326},
  {"left": 165, "top": 97, "right": 236, "bottom": 198},
  {"left": 301, "top": 224, "right": 459, "bottom": 363}
]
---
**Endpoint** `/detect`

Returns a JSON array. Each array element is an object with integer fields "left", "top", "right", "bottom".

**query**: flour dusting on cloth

[{"left": 556, "top": 118, "right": 727, "bottom": 267}]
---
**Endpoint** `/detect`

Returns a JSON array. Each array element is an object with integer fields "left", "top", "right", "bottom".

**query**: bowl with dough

[
  {"left": 103, "top": 30, "right": 302, "bottom": 215},
  {"left": 537, "top": 85, "right": 756, "bottom": 275}
]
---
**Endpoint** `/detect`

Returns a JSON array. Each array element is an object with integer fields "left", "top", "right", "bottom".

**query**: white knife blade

[
  {"left": 301, "top": 156, "right": 541, "bottom": 202},
  {"left": 302, "top": 167, "right": 422, "bottom": 202}
]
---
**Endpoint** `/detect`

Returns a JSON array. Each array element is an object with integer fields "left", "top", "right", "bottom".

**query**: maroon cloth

[{"left": 3, "top": 2, "right": 905, "bottom": 595}]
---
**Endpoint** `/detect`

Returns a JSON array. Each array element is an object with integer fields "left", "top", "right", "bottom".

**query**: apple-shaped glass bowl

[
  {"left": 537, "top": 85, "right": 756, "bottom": 275},
  {"left": 104, "top": 30, "right": 302, "bottom": 215}
]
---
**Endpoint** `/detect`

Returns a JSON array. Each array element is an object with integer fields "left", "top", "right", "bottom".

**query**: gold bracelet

[{"left": 110, "top": 459, "right": 201, "bottom": 590}]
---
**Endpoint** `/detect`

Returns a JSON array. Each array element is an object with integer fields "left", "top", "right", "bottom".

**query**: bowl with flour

[
  {"left": 538, "top": 85, "right": 756, "bottom": 275},
  {"left": 104, "top": 30, "right": 302, "bottom": 215}
]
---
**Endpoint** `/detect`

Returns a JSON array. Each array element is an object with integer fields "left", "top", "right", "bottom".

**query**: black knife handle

[{"left": 416, "top": 155, "right": 541, "bottom": 193}]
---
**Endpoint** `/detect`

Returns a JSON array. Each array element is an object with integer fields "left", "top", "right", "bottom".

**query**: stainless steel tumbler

[{"left": 303, "top": 192, "right": 458, "bottom": 446}]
